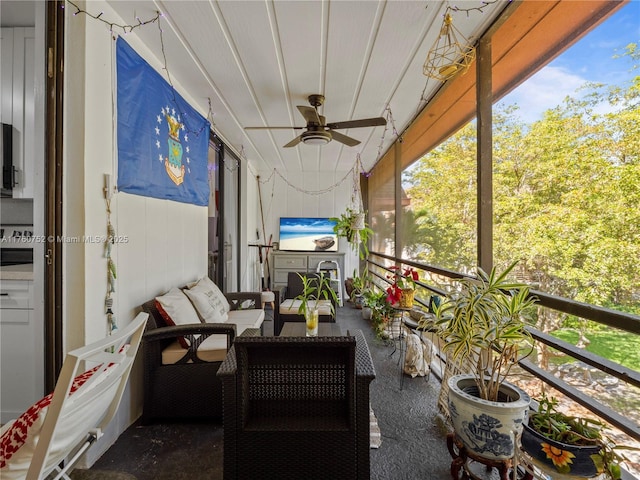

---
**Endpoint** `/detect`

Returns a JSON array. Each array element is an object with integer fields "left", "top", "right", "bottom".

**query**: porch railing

[{"left": 366, "top": 251, "right": 640, "bottom": 443}]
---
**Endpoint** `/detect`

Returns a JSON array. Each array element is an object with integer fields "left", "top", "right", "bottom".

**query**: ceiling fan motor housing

[{"left": 301, "top": 130, "right": 332, "bottom": 145}]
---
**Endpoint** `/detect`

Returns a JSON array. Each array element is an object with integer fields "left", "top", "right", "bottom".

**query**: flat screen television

[{"left": 278, "top": 217, "right": 338, "bottom": 252}]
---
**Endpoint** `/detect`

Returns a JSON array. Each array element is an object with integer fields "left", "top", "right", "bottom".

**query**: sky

[{"left": 498, "top": 1, "right": 640, "bottom": 124}]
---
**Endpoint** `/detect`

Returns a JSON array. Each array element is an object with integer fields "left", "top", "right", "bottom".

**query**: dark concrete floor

[{"left": 72, "top": 304, "right": 453, "bottom": 480}]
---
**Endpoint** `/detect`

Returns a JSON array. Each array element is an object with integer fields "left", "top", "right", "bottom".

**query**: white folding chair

[{"left": 0, "top": 312, "right": 147, "bottom": 480}]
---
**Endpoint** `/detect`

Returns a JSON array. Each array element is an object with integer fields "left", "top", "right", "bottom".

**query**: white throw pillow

[
  {"left": 155, "top": 287, "right": 202, "bottom": 347},
  {"left": 155, "top": 287, "right": 202, "bottom": 326},
  {"left": 199, "top": 276, "right": 231, "bottom": 313},
  {"left": 184, "top": 277, "right": 229, "bottom": 323}
]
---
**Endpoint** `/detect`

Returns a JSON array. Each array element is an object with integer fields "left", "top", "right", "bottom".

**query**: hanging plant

[
  {"left": 330, "top": 157, "right": 371, "bottom": 258},
  {"left": 351, "top": 211, "right": 366, "bottom": 231},
  {"left": 330, "top": 207, "right": 372, "bottom": 259}
]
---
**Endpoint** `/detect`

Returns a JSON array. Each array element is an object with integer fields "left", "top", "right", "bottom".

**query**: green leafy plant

[
  {"left": 423, "top": 261, "right": 538, "bottom": 401},
  {"left": 351, "top": 267, "right": 369, "bottom": 297},
  {"left": 330, "top": 207, "right": 373, "bottom": 259},
  {"left": 294, "top": 273, "right": 339, "bottom": 318},
  {"left": 363, "top": 288, "right": 395, "bottom": 338},
  {"left": 528, "top": 394, "right": 636, "bottom": 479}
]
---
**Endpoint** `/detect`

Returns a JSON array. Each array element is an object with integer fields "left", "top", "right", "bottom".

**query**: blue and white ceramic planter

[{"left": 448, "top": 374, "right": 531, "bottom": 461}]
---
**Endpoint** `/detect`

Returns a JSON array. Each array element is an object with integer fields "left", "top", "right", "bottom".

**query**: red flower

[
  {"left": 385, "top": 266, "right": 419, "bottom": 305},
  {"left": 386, "top": 284, "right": 402, "bottom": 304}
]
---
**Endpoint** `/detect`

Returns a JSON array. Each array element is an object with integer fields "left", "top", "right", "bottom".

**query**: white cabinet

[
  {"left": 0, "top": 27, "right": 35, "bottom": 198},
  {"left": 0, "top": 279, "right": 40, "bottom": 423},
  {"left": 272, "top": 251, "right": 345, "bottom": 301}
]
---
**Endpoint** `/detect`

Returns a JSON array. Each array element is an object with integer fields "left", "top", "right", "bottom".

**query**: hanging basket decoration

[
  {"left": 351, "top": 212, "right": 366, "bottom": 231},
  {"left": 348, "top": 154, "right": 366, "bottom": 231},
  {"left": 423, "top": 13, "right": 476, "bottom": 82}
]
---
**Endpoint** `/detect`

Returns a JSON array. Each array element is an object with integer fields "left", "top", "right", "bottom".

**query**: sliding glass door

[{"left": 207, "top": 133, "right": 240, "bottom": 292}]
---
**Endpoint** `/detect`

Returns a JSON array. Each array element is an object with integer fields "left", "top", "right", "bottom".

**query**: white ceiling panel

[{"left": 105, "top": 0, "right": 510, "bottom": 173}]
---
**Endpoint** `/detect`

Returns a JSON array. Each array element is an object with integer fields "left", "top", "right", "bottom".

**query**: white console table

[{"left": 271, "top": 251, "right": 346, "bottom": 301}]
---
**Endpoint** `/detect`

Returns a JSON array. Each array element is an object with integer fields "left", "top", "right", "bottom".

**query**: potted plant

[
  {"left": 330, "top": 207, "right": 373, "bottom": 259},
  {"left": 361, "top": 287, "right": 377, "bottom": 320},
  {"left": 364, "top": 288, "right": 395, "bottom": 339},
  {"left": 294, "top": 272, "right": 338, "bottom": 336},
  {"left": 421, "top": 261, "right": 538, "bottom": 460},
  {"left": 350, "top": 268, "right": 369, "bottom": 309},
  {"left": 385, "top": 266, "right": 419, "bottom": 309},
  {"left": 521, "top": 394, "right": 636, "bottom": 479}
]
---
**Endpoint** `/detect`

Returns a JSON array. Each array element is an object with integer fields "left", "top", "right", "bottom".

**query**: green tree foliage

[
  {"left": 404, "top": 123, "right": 477, "bottom": 271},
  {"left": 405, "top": 44, "right": 640, "bottom": 318}
]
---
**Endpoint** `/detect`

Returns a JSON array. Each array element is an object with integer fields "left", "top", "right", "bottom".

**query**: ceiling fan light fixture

[{"left": 301, "top": 130, "right": 332, "bottom": 145}]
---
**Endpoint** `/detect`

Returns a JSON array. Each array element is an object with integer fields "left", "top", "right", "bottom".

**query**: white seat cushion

[
  {"left": 279, "top": 299, "right": 332, "bottom": 316},
  {"left": 228, "top": 309, "right": 265, "bottom": 328}
]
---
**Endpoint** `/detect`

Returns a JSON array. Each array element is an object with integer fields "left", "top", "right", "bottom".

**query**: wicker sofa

[
  {"left": 141, "top": 289, "right": 264, "bottom": 424},
  {"left": 217, "top": 330, "right": 376, "bottom": 479}
]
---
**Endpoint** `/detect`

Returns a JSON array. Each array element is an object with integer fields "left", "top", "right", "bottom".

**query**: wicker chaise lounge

[{"left": 218, "top": 330, "right": 376, "bottom": 480}]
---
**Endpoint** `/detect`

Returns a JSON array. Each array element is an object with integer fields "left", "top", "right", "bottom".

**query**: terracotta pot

[{"left": 448, "top": 374, "right": 530, "bottom": 461}]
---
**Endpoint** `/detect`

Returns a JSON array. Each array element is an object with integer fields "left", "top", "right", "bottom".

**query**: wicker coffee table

[{"left": 279, "top": 322, "right": 343, "bottom": 337}]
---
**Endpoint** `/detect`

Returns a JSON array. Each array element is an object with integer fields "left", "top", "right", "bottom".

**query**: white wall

[
  {"left": 253, "top": 168, "right": 359, "bottom": 283},
  {"left": 63, "top": 2, "right": 207, "bottom": 466},
  {"left": 241, "top": 161, "right": 260, "bottom": 291}
]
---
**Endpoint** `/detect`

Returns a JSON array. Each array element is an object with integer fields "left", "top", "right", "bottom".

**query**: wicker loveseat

[
  {"left": 141, "top": 288, "right": 264, "bottom": 424},
  {"left": 217, "top": 330, "right": 376, "bottom": 479}
]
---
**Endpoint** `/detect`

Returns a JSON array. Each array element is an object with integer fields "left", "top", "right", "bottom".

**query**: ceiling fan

[{"left": 245, "top": 94, "right": 386, "bottom": 148}]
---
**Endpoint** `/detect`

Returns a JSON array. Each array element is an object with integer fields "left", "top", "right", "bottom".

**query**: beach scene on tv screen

[{"left": 279, "top": 217, "right": 338, "bottom": 252}]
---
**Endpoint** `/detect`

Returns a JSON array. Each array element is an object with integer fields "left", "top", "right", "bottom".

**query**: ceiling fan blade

[
  {"left": 283, "top": 135, "right": 303, "bottom": 148},
  {"left": 326, "top": 117, "right": 387, "bottom": 130},
  {"left": 244, "top": 126, "right": 304, "bottom": 130},
  {"left": 329, "top": 130, "right": 361, "bottom": 147},
  {"left": 297, "top": 106, "right": 322, "bottom": 125}
]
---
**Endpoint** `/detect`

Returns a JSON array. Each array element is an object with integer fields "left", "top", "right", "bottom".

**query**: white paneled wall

[
  {"left": 63, "top": 2, "right": 208, "bottom": 467},
  {"left": 253, "top": 168, "right": 359, "bottom": 286}
]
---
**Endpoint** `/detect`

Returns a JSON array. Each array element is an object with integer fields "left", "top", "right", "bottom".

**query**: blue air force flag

[{"left": 116, "top": 37, "right": 210, "bottom": 206}]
